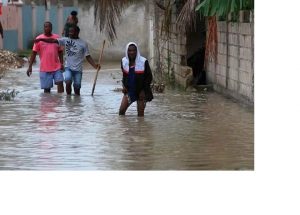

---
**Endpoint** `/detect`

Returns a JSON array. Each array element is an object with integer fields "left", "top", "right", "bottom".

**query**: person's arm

[
  {"left": 62, "top": 17, "right": 70, "bottom": 35},
  {"left": 34, "top": 38, "right": 58, "bottom": 44},
  {"left": 74, "top": 17, "right": 78, "bottom": 25},
  {"left": 0, "top": 21, "right": 3, "bottom": 39},
  {"left": 86, "top": 55, "right": 99, "bottom": 70},
  {"left": 27, "top": 51, "right": 37, "bottom": 77},
  {"left": 58, "top": 50, "right": 64, "bottom": 71},
  {"left": 121, "top": 62, "right": 128, "bottom": 94},
  {"left": 62, "top": 22, "right": 68, "bottom": 36},
  {"left": 144, "top": 60, "right": 153, "bottom": 86}
]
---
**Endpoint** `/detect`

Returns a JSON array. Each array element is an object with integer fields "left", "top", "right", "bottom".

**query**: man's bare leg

[
  {"left": 137, "top": 99, "right": 145, "bottom": 117},
  {"left": 137, "top": 91, "right": 145, "bottom": 117},
  {"left": 74, "top": 88, "right": 80, "bottom": 96},
  {"left": 119, "top": 95, "right": 129, "bottom": 115},
  {"left": 66, "top": 81, "right": 72, "bottom": 95},
  {"left": 56, "top": 81, "right": 64, "bottom": 93},
  {"left": 44, "top": 88, "right": 51, "bottom": 93}
]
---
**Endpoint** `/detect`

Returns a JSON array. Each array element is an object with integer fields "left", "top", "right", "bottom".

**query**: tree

[{"left": 195, "top": 0, "right": 254, "bottom": 17}]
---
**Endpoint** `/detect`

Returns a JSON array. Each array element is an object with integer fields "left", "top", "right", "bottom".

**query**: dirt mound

[{"left": 0, "top": 50, "right": 25, "bottom": 78}]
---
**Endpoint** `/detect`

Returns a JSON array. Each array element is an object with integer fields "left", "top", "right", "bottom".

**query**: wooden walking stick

[{"left": 91, "top": 40, "right": 106, "bottom": 96}]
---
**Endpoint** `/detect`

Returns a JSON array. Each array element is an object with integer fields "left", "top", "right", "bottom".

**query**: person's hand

[
  {"left": 27, "top": 67, "right": 32, "bottom": 77},
  {"left": 95, "top": 64, "right": 101, "bottom": 70},
  {"left": 60, "top": 64, "right": 65, "bottom": 72},
  {"left": 122, "top": 87, "right": 128, "bottom": 94}
]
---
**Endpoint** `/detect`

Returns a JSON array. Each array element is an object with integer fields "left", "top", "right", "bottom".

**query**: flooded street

[{"left": 0, "top": 64, "right": 254, "bottom": 170}]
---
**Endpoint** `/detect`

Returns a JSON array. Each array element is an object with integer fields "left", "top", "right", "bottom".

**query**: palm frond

[
  {"left": 94, "top": 0, "right": 142, "bottom": 43},
  {"left": 176, "top": 0, "right": 198, "bottom": 32},
  {"left": 195, "top": 0, "right": 254, "bottom": 17}
]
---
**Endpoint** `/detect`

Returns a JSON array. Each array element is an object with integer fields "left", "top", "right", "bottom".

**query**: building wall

[
  {"left": 0, "top": 2, "right": 78, "bottom": 51},
  {"left": 77, "top": 1, "right": 150, "bottom": 61},
  {"left": 206, "top": 12, "right": 254, "bottom": 105},
  {"left": 22, "top": 5, "right": 32, "bottom": 49},
  {"left": 0, "top": 5, "right": 19, "bottom": 51},
  {"left": 35, "top": 5, "right": 46, "bottom": 34},
  {"left": 152, "top": 2, "right": 194, "bottom": 88},
  {"left": 1, "top": 1, "right": 149, "bottom": 62},
  {"left": 152, "top": 3, "right": 254, "bottom": 105}
]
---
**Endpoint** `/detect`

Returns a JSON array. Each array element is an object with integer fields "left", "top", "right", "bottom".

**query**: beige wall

[
  {"left": 152, "top": 2, "right": 197, "bottom": 88},
  {"left": 78, "top": 1, "right": 150, "bottom": 62}
]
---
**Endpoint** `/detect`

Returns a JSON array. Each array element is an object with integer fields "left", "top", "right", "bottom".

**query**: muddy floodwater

[{"left": 0, "top": 64, "right": 254, "bottom": 170}]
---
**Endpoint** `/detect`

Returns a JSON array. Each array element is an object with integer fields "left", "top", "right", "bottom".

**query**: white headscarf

[
  {"left": 122, "top": 42, "right": 146, "bottom": 72},
  {"left": 125, "top": 42, "right": 141, "bottom": 62}
]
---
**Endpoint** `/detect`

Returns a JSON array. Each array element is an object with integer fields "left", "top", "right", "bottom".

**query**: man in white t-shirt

[{"left": 34, "top": 25, "right": 100, "bottom": 95}]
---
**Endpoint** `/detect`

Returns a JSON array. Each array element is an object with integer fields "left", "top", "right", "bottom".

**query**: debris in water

[
  {"left": 0, "top": 50, "right": 25, "bottom": 78},
  {"left": 151, "top": 83, "right": 165, "bottom": 93},
  {"left": 0, "top": 89, "right": 19, "bottom": 101},
  {"left": 112, "top": 87, "right": 123, "bottom": 92}
]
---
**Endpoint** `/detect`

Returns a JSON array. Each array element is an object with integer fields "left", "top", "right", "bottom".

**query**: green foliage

[
  {"left": 195, "top": 0, "right": 254, "bottom": 17},
  {"left": 218, "top": 14, "right": 226, "bottom": 21}
]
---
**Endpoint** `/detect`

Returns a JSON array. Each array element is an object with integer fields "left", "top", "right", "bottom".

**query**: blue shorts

[
  {"left": 64, "top": 68, "right": 82, "bottom": 89},
  {"left": 40, "top": 70, "right": 64, "bottom": 89}
]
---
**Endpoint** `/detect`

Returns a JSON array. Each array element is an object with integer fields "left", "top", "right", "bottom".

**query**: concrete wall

[
  {"left": 152, "top": 2, "right": 194, "bottom": 88},
  {"left": 206, "top": 11, "right": 254, "bottom": 105},
  {"left": 0, "top": 4, "right": 21, "bottom": 51},
  {"left": 22, "top": 5, "right": 32, "bottom": 49},
  {"left": 152, "top": 3, "right": 254, "bottom": 105},
  {"left": 0, "top": 2, "right": 78, "bottom": 51},
  {"left": 77, "top": 1, "right": 150, "bottom": 62},
  {"left": 1, "top": 1, "right": 150, "bottom": 62}
]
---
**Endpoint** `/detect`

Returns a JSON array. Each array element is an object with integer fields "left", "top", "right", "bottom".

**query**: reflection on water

[
  {"left": 38, "top": 94, "right": 63, "bottom": 133},
  {"left": 0, "top": 69, "right": 254, "bottom": 170}
]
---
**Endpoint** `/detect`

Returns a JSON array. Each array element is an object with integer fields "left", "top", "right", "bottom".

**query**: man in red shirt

[{"left": 27, "top": 21, "right": 64, "bottom": 93}]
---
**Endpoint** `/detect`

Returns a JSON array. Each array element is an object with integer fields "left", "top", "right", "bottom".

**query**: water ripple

[{"left": 0, "top": 70, "right": 254, "bottom": 170}]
